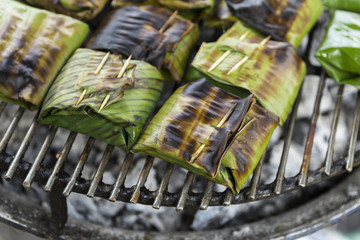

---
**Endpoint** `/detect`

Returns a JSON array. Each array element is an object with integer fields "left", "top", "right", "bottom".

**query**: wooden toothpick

[
  {"left": 260, "top": 35, "right": 271, "bottom": 46},
  {"left": 189, "top": 103, "right": 238, "bottom": 163},
  {"left": 159, "top": 10, "right": 178, "bottom": 34},
  {"left": 99, "top": 94, "right": 110, "bottom": 112},
  {"left": 117, "top": 54, "right": 133, "bottom": 79},
  {"left": 239, "top": 30, "right": 250, "bottom": 41},
  {"left": 227, "top": 55, "right": 249, "bottom": 75},
  {"left": 76, "top": 89, "right": 87, "bottom": 106},
  {"left": 95, "top": 51, "right": 110, "bottom": 74}
]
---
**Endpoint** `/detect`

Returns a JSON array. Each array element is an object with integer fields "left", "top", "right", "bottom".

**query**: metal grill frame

[{"left": 1, "top": 17, "right": 360, "bottom": 237}]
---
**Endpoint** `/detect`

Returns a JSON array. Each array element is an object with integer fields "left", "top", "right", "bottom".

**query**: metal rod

[
  {"left": 200, "top": 181, "right": 215, "bottom": 210},
  {"left": 130, "top": 156, "right": 154, "bottom": 203},
  {"left": 5, "top": 113, "right": 39, "bottom": 180},
  {"left": 63, "top": 137, "right": 95, "bottom": 197},
  {"left": 346, "top": 91, "right": 360, "bottom": 172},
  {"left": 109, "top": 153, "right": 134, "bottom": 202},
  {"left": 299, "top": 72, "right": 326, "bottom": 187},
  {"left": 325, "top": 85, "right": 344, "bottom": 175},
  {"left": 176, "top": 172, "right": 194, "bottom": 212},
  {"left": 153, "top": 163, "right": 174, "bottom": 209},
  {"left": 87, "top": 145, "right": 114, "bottom": 197},
  {"left": 44, "top": 131, "right": 77, "bottom": 192},
  {"left": 0, "top": 107, "right": 25, "bottom": 152},
  {"left": 249, "top": 155, "right": 265, "bottom": 200},
  {"left": 23, "top": 126, "right": 58, "bottom": 188},
  {"left": 0, "top": 102, "right": 7, "bottom": 116},
  {"left": 274, "top": 85, "right": 303, "bottom": 194},
  {"left": 223, "top": 189, "right": 233, "bottom": 206}
]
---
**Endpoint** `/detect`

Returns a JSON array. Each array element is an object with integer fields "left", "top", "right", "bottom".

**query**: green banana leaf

[
  {"left": 132, "top": 79, "right": 279, "bottom": 193},
  {"left": 39, "top": 48, "right": 165, "bottom": 151},
  {"left": 322, "top": 0, "right": 360, "bottom": 13},
  {"left": 21, "top": 0, "right": 109, "bottom": 21},
  {"left": 226, "top": 0, "right": 323, "bottom": 49},
  {"left": 315, "top": 10, "right": 360, "bottom": 88},
  {"left": 111, "top": 0, "right": 215, "bottom": 21},
  {"left": 87, "top": 5, "right": 199, "bottom": 82},
  {"left": 0, "top": 0, "right": 89, "bottom": 111},
  {"left": 191, "top": 22, "right": 306, "bottom": 125}
]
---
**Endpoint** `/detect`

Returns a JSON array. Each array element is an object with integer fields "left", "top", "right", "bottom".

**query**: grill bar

[
  {"left": 176, "top": 172, "right": 195, "bottom": 212},
  {"left": 274, "top": 84, "right": 302, "bottom": 194},
  {"left": 153, "top": 163, "right": 174, "bottom": 209},
  {"left": 200, "top": 181, "right": 215, "bottom": 210},
  {"left": 4, "top": 113, "right": 39, "bottom": 180},
  {"left": 22, "top": 126, "right": 58, "bottom": 188},
  {"left": 130, "top": 156, "right": 154, "bottom": 203},
  {"left": 346, "top": 91, "right": 360, "bottom": 172},
  {"left": 249, "top": 154, "right": 265, "bottom": 200},
  {"left": 63, "top": 137, "right": 95, "bottom": 197},
  {"left": 87, "top": 144, "right": 114, "bottom": 197},
  {"left": 109, "top": 152, "right": 134, "bottom": 202},
  {"left": 44, "top": 131, "right": 77, "bottom": 192},
  {"left": 223, "top": 189, "right": 233, "bottom": 206},
  {"left": 0, "top": 107, "right": 25, "bottom": 152},
  {"left": 325, "top": 85, "right": 344, "bottom": 175},
  {"left": 0, "top": 102, "right": 7, "bottom": 116},
  {"left": 299, "top": 72, "right": 326, "bottom": 187}
]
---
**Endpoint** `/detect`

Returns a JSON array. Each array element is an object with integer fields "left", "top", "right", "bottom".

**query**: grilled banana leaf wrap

[
  {"left": 87, "top": 5, "right": 199, "bottom": 81},
  {"left": 21, "top": 0, "right": 109, "bottom": 21},
  {"left": 132, "top": 79, "right": 279, "bottom": 193},
  {"left": 39, "top": 49, "right": 165, "bottom": 151},
  {"left": 191, "top": 21, "right": 306, "bottom": 125},
  {"left": 322, "top": 0, "right": 360, "bottom": 13},
  {"left": 316, "top": 10, "right": 360, "bottom": 88},
  {"left": 111, "top": 0, "right": 215, "bottom": 21},
  {"left": 0, "top": 0, "right": 89, "bottom": 110},
  {"left": 226, "top": 0, "right": 323, "bottom": 48}
]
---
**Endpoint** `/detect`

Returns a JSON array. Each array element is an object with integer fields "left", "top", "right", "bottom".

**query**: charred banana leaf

[
  {"left": 205, "top": 0, "right": 237, "bottom": 29},
  {"left": 132, "top": 79, "right": 279, "bottom": 192},
  {"left": 21, "top": 0, "right": 109, "bottom": 21},
  {"left": 111, "top": 0, "right": 215, "bottom": 21},
  {"left": 322, "top": 0, "right": 360, "bottom": 13},
  {"left": 191, "top": 22, "right": 306, "bottom": 125},
  {"left": 87, "top": 5, "right": 199, "bottom": 81},
  {"left": 0, "top": 0, "right": 89, "bottom": 110},
  {"left": 39, "top": 48, "right": 165, "bottom": 151},
  {"left": 226, "top": 0, "right": 323, "bottom": 48},
  {"left": 316, "top": 10, "right": 360, "bottom": 87}
]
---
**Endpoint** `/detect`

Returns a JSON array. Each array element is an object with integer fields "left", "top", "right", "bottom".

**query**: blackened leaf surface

[
  {"left": 87, "top": 5, "right": 199, "bottom": 81},
  {"left": 0, "top": 0, "right": 89, "bottom": 110}
]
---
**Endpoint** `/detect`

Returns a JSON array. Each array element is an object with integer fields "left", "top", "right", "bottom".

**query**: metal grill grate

[{"left": 1, "top": 21, "right": 360, "bottom": 213}]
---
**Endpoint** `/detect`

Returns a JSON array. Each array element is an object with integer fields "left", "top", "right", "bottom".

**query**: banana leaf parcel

[
  {"left": 0, "top": 0, "right": 89, "bottom": 110},
  {"left": 322, "top": 0, "right": 360, "bottom": 13},
  {"left": 111, "top": 0, "right": 215, "bottom": 21},
  {"left": 226, "top": 0, "right": 323, "bottom": 48},
  {"left": 39, "top": 48, "right": 166, "bottom": 151},
  {"left": 315, "top": 10, "right": 360, "bottom": 87},
  {"left": 132, "top": 79, "right": 279, "bottom": 193},
  {"left": 21, "top": 0, "right": 109, "bottom": 21},
  {"left": 191, "top": 21, "right": 306, "bottom": 125},
  {"left": 87, "top": 5, "right": 199, "bottom": 81}
]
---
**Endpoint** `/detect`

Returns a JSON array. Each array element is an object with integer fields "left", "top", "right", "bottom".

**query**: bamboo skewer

[
  {"left": 99, "top": 94, "right": 110, "bottom": 112},
  {"left": 260, "top": 35, "right": 271, "bottom": 46},
  {"left": 190, "top": 103, "right": 238, "bottom": 163},
  {"left": 159, "top": 10, "right": 178, "bottom": 34},
  {"left": 117, "top": 54, "right": 133, "bottom": 78},
  {"left": 208, "top": 30, "right": 251, "bottom": 72},
  {"left": 95, "top": 51, "right": 110, "bottom": 74},
  {"left": 76, "top": 89, "right": 87, "bottom": 106}
]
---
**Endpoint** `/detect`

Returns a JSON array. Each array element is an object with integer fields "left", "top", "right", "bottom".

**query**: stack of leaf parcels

[
  {"left": 111, "top": 0, "right": 215, "bottom": 21},
  {"left": 226, "top": 0, "right": 323, "bottom": 48},
  {"left": 87, "top": 5, "right": 199, "bottom": 81},
  {"left": 20, "top": 0, "right": 109, "bottom": 21},
  {"left": 316, "top": 10, "right": 360, "bottom": 87},
  {"left": 40, "top": 49, "right": 166, "bottom": 151},
  {"left": 191, "top": 21, "right": 306, "bottom": 125},
  {"left": 133, "top": 79, "right": 279, "bottom": 192},
  {"left": 0, "top": 0, "right": 89, "bottom": 110}
]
